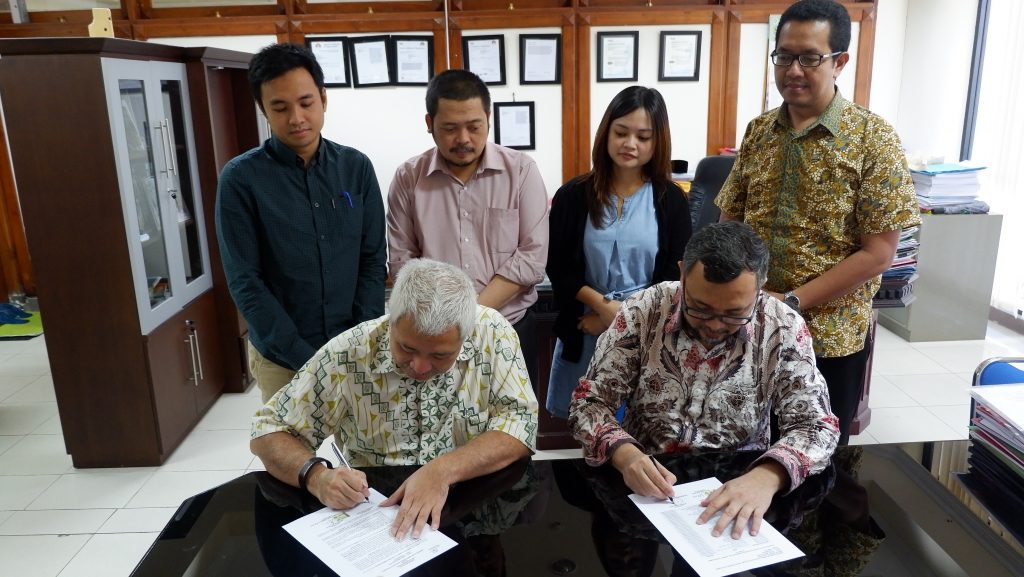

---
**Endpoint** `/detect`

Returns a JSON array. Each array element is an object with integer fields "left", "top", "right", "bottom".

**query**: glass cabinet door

[
  {"left": 117, "top": 78, "right": 174, "bottom": 308},
  {"left": 102, "top": 58, "right": 212, "bottom": 334}
]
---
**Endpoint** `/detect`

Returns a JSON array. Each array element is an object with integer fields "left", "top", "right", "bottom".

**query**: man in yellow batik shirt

[{"left": 717, "top": 0, "right": 920, "bottom": 444}]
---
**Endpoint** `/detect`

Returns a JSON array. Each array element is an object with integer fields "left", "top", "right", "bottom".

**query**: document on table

[
  {"left": 629, "top": 477, "right": 803, "bottom": 577},
  {"left": 283, "top": 488, "right": 457, "bottom": 577}
]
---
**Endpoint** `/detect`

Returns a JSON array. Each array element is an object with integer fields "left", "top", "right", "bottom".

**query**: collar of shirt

[
  {"left": 775, "top": 88, "right": 847, "bottom": 138},
  {"left": 266, "top": 133, "right": 325, "bottom": 168},
  {"left": 369, "top": 319, "right": 476, "bottom": 378},
  {"left": 662, "top": 284, "right": 755, "bottom": 348},
  {"left": 426, "top": 141, "right": 507, "bottom": 179}
]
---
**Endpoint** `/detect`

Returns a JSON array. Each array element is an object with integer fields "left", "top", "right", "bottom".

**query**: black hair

[
  {"left": 425, "top": 69, "right": 491, "bottom": 119},
  {"left": 682, "top": 221, "right": 769, "bottom": 287},
  {"left": 776, "top": 0, "right": 852, "bottom": 53},
  {"left": 248, "top": 43, "right": 326, "bottom": 111}
]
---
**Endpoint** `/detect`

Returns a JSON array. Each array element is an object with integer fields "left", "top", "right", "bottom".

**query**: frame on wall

[
  {"left": 462, "top": 34, "right": 507, "bottom": 86},
  {"left": 306, "top": 37, "right": 350, "bottom": 88},
  {"left": 596, "top": 31, "right": 639, "bottom": 82},
  {"left": 392, "top": 35, "right": 435, "bottom": 86},
  {"left": 348, "top": 35, "right": 393, "bottom": 88},
  {"left": 519, "top": 34, "right": 561, "bottom": 85},
  {"left": 493, "top": 101, "right": 535, "bottom": 150},
  {"left": 658, "top": 31, "right": 702, "bottom": 82}
]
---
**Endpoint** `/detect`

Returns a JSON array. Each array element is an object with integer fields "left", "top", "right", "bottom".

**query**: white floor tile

[
  {"left": 0, "top": 402, "right": 58, "bottom": 436},
  {"left": 247, "top": 455, "right": 265, "bottom": 471},
  {"left": 0, "top": 353, "right": 51, "bottom": 377},
  {"left": 0, "top": 534, "right": 89, "bottom": 577},
  {"left": 866, "top": 375, "right": 919, "bottom": 408},
  {"left": 195, "top": 392, "right": 258, "bottom": 431},
  {"left": 0, "top": 434, "right": 74, "bottom": 475},
  {"left": 56, "top": 533, "right": 158, "bottom": 577},
  {"left": 926, "top": 405, "right": 971, "bottom": 439},
  {"left": 870, "top": 346, "right": 944, "bottom": 376},
  {"left": 159, "top": 428, "right": 254, "bottom": 472},
  {"left": 97, "top": 507, "right": 176, "bottom": 534},
  {"left": 912, "top": 339, "right": 1019, "bottom": 373},
  {"left": 31, "top": 413, "right": 64, "bottom": 436},
  {"left": 0, "top": 509, "right": 114, "bottom": 536},
  {"left": 848, "top": 430, "right": 877, "bottom": 445},
  {"left": 887, "top": 373, "right": 973, "bottom": 407},
  {"left": 0, "top": 374, "right": 37, "bottom": 402},
  {"left": 0, "top": 475, "right": 59, "bottom": 510},
  {"left": 6, "top": 375, "right": 56, "bottom": 403},
  {"left": 28, "top": 471, "right": 154, "bottom": 510},
  {"left": 864, "top": 407, "right": 962, "bottom": 444},
  {"left": 0, "top": 510, "right": 11, "bottom": 525},
  {"left": 126, "top": 470, "right": 244, "bottom": 508},
  {"left": 873, "top": 325, "right": 912, "bottom": 350},
  {"left": 0, "top": 434, "right": 19, "bottom": 456},
  {"left": 0, "top": 336, "right": 46, "bottom": 355}
]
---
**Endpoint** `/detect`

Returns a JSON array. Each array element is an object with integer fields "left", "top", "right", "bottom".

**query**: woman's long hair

[{"left": 584, "top": 86, "right": 672, "bottom": 228}]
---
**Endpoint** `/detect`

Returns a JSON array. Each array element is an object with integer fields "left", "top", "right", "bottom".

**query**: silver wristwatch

[{"left": 783, "top": 291, "right": 801, "bottom": 312}]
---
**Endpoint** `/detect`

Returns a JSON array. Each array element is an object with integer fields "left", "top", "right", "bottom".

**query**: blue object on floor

[
  {"left": 0, "top": 303, "right": 30, "bottom": 319},
  {"left": 0, "top": 311, "right": 29, "bottom": 325}
]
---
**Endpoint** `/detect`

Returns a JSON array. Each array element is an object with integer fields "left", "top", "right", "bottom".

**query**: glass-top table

[{"left": 129, "top": 442, "right": 1023, "bottom": 576}]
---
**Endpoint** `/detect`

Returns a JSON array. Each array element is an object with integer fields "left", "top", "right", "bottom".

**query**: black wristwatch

[
  {"left": 783, "top": 291, "right": 801, "bottom": 312},
  {"left": 298, "top": 456, "right": 333, "bottom": 492}
]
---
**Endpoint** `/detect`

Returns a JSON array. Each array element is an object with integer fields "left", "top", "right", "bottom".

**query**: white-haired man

[{"left": 251, "top": 258, "right": 538, "bottom": 540}]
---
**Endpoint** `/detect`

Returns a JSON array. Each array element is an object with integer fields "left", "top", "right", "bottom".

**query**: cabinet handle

[
  {"left": 164, "top": 119, "right": 179, "bottom": 176},
  {"left": 185, "top": 333, "right": 198, "bottom": 384},
  {"left": 155, "top": 123, "right": 169, "bottom": 175},
  {"left": 193, "top": 327, "right": 205, "bottom": 381}
]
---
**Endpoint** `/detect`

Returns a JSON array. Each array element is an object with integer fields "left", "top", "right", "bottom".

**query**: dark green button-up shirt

[{"left": 216, "top": 135, "right": 386, "bottom": 370}]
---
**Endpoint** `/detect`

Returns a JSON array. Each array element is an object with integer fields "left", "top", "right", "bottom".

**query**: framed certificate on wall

[
  {"left": 494, "top": 101, "right": 535, "bottom": 150},
  {"left": 306, "top": 37, "right": 350, "bottom": 88},
  {"left": 658, "top": 31, "right": 701, "bottom": 81},
  {"left": 597, "top": 31, "right": 639, "bottom": 82},
  {"left": 463, "top": 35, "right": 507, "bottom": 85}
]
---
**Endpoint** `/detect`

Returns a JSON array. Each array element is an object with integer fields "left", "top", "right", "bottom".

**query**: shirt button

[
  {"left": 314, "top": 202, "right": 320, "bottom": 208},
  {"left": 464, "top": 264, "right": 469, "bottom": 269},
  {"left": 464, "top": 237, "right": 470, "bottom": 242},
  {"left": 463, "top": 211, "right": 469, "bottom": 217},
  {"left": 320, "top": 234, "right": 326, "bottom": 240}
]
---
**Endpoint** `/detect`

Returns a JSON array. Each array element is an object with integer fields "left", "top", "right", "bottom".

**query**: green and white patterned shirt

[{"left": 252, "top": 306, "right": 538, "bottom": 466}]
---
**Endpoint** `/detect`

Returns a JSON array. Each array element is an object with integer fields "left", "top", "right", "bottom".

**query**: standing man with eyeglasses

[
  {"left": 569, "top": 221, "right": 839, "bottom": 540},
  {"left": 716, "top": 0, "right": 919, "bottom": 444}
]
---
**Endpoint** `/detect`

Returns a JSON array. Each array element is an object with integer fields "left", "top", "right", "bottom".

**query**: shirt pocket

[
  {"left": 452, "top": 410, "right": 490, "bottom": 447},
  {"left": 486, "top": 208, "right": 519, "bottom": 254}
]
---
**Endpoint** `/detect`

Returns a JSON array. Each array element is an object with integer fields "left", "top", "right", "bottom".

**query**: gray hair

[
  {"left": 682, "top": 221, "right": 769, "bottom": 287},
  {"left": 389, "top": 259, "right": 478, "bottom": 340}
]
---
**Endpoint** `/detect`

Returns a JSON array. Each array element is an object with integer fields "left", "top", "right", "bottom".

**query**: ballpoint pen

[
  {"left": 332, "top": 441, "right": 370, "bottom": 503},
  {"left": 649, "top": 455, "right": 675, "bottom": 504}
]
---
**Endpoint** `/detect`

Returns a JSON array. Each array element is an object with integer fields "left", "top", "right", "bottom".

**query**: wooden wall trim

[
  {"left": 853, "top": 3, "right": 875, "bottom": 107},
  {"left": 560, "top": 17, "right": 578, "bottom": 182},
  {"left": 575, "top": 20, "right": 591, "bottom": 177}
]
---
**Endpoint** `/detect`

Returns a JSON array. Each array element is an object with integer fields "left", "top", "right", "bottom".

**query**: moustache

[{"left": 450, "top": 145, "right": 475, "bottom": 154}]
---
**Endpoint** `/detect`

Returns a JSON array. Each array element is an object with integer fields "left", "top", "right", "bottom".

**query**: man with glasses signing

[
  {"left": 569, "top": 222, "right": 839, "bottom": 539},
  {"left": 716, "top": 0, "right": 919, "bottom": 445}
]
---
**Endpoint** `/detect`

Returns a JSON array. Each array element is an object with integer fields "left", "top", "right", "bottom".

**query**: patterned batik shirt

[
  {"left": 716, "top": 91, "right": 921, "bottom": 357},
  {"left": 568, "top": 282, "right": 839, "bottom": 492},
  {"left": 252, "top": 306, "right": 539, "bottom": 466}
]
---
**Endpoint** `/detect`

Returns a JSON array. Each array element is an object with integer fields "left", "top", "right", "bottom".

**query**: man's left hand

[
  {"left": 380, "top": 460, "right": 451, "bottom": 541},
  {"left": 696, "top": 462, "right": 787, "bottom": 539}
]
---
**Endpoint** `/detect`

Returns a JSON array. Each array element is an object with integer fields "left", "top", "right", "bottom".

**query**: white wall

[
  {"left": 869, "top": 0, "right": 908, "bottom": 125},
  {"left": 895, "top": 0, "right": 978, "bottom": 162},
  {"left": 589, "top": 24, "right": 712, "bottom": 173},
  {"left": 159, "top": 30, "right": 564, "bottom": 198}
]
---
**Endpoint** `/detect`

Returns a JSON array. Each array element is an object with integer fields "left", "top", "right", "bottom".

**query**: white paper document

[
  {"left": 971, "top": 382, "right": 1024, "bottom": 431},
  {"left": 629, "top": 477, "right": 803, "bottom": 577},
  {"left": 283, "top": 488, "right": 457, "bottom": 577}
]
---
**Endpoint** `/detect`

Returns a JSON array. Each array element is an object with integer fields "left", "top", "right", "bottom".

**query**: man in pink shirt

[{"left": 387, "top": 69, "right": 549, "bottom": 387}]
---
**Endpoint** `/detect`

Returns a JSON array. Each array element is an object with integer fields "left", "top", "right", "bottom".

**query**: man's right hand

[
  {"left": 610, "top": 444, "right": 676, "bottom": 501},
  {"left": 308, "top": 466, "right": 370, "bottom": 509}
]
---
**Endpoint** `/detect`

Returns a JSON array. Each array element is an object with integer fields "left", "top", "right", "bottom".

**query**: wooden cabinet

[{"left": 0, "top": 38, "right": 252, "bottom": 467}]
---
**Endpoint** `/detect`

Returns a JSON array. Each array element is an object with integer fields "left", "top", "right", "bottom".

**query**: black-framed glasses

[
  {"left": 770, "top": 50, "right": 845, "bottom": 68},
  {"left": 681, "top": 289, "right": 760, "bottom": 326}
]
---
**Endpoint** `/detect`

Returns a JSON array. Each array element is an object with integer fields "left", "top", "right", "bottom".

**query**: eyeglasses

[
  {"left": 681, "top": 290, "right": 759, "bottom": 326},
  {"left": 770, "top": 50, "right": 845, "bottom": 68}
]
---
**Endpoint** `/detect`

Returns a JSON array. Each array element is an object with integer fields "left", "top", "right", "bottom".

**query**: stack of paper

[
  {"left": 873, "top": 226, "right": 918, "bottom": 307},
  {"left": 959, "top": 383, "right": 1024, "bottom": 545},
  {"left": 911, "top": 164, "right": 989, "bottom": 213}
]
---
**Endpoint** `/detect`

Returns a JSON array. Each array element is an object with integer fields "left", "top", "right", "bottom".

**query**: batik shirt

[
  {"left": 568, "top": 282, "right": 839, "bottom": 492},
  {"left": 252, "top": 306, "right": 538, "bottom": 466},
  {"left": 716, "top": 91, "right": 920, "bottom": 357}
]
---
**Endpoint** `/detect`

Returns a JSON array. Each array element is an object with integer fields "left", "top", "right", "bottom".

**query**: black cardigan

[{"left": 546, "top": 176, "right": 692, "bottom": 363}]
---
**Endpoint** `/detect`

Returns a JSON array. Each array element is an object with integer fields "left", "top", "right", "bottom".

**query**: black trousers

[
  {"left": 512, "top": 308, "right": 538, "bottom": 390},
  {"left": 816, "top": 335, "right": 872, "bottom": 446}
]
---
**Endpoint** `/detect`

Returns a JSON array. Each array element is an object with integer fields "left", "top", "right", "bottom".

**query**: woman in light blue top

[{"left": 546, "top": 86, "right": 692, "bottom": 419}]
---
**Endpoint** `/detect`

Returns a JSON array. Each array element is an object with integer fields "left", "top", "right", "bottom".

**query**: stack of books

[
  {"left": 873, "top": 226, "right": 919, "bottom": 307},
  {"left": 911, "top": 163, "right": 989, "bottom": 214},
  {"left": 956, "top": 383, "right": 1024, "bottom": 546}
]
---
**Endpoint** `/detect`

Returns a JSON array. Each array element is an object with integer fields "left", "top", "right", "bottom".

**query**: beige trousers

[{"left": 247, "top": 341, "right": 298, "bottom": 403}]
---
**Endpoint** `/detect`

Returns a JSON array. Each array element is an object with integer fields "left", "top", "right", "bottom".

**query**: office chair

[{"left": 690, "top": 155, "right": 737, "bottom": 233}]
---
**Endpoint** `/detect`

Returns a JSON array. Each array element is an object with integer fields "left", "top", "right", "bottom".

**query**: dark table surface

[{"left": 130, "top": 446, "right": 888, "bottom": 577}]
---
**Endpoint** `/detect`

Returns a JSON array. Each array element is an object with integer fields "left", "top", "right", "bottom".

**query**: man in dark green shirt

[{"left": 216, "top": 43, "right": 386, "bottom": 402}]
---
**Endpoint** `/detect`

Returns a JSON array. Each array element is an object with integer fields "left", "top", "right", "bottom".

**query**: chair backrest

[
  {"left": 691, "top": 155, "right": 737, "bottom": 233},
  {"left": 969, "top": 356, "right": 1024, "bottom": 426}
]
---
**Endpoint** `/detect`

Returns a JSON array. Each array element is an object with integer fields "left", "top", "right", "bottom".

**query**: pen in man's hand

[
  {"left": 331, "top": 442, "right": 369, "bottom": 503},
  {"left": 649, "top": 455, "right": 675, "bottom": 504}
]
